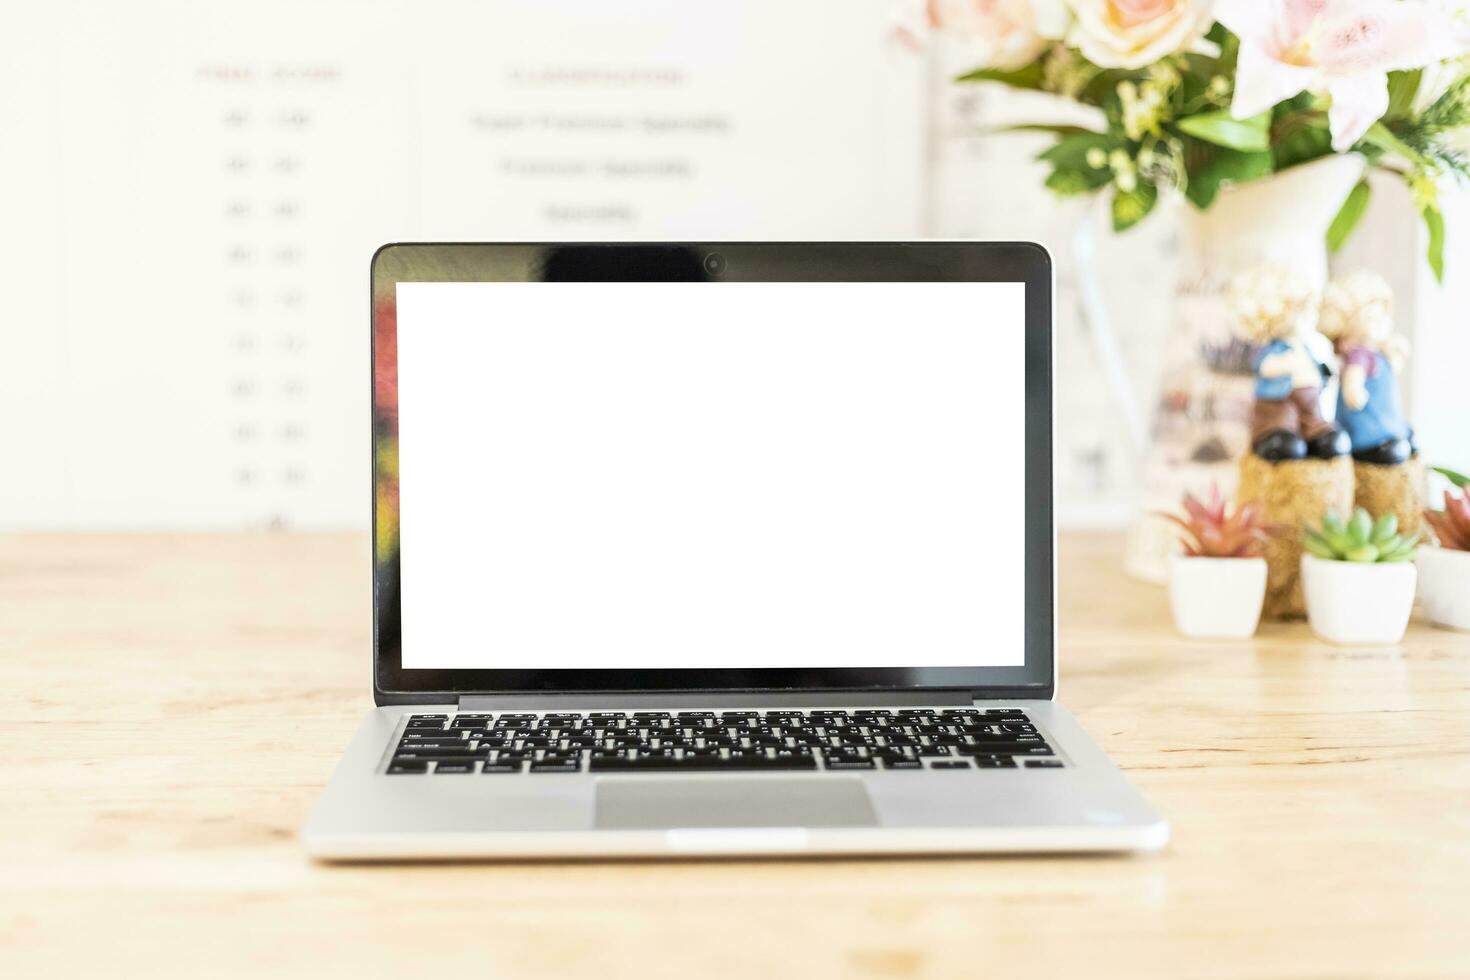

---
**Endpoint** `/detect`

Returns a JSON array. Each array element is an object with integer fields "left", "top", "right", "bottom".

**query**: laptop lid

[{"left": 371, "top": 243, "right": 1054, "bottom": 704}]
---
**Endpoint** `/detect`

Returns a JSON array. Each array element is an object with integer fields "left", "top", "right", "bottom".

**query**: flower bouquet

[{"left": 931, "top": 0, "right": 1470, "bottom": 277}]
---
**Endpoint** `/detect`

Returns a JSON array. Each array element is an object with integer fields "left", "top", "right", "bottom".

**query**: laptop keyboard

[{"left": 385, "top": 708, "right": 1061, "bottom": 774}]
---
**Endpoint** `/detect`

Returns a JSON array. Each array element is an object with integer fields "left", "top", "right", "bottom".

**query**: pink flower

[
  {"left": 930, "top": 0, "right": 1072, "bottom": 70},
  {"left": 1219, "top": 0, "right": 1470, "bottom": 151},
  {"left": 1068, "top": 0, "right": 1215, "bottom": 69}
]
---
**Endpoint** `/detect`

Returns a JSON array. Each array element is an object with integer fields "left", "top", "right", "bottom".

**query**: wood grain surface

[{"left": 2, "top": 532, "right": 1468, "bottom": 978}]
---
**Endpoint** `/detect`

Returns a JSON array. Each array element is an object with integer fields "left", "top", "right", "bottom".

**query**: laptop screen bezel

[{"left": 371, "top": 242, "right": 1054, "bottom": 704}]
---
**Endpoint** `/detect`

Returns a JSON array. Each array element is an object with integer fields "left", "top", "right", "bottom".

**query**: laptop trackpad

[{"left": 594, "top": 776, "right": 878, "bottom": 829}]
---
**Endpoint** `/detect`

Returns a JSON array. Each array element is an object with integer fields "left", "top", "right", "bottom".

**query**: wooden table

[{"left": 3, "top": 532, "right": 1468, "bottom": 978}]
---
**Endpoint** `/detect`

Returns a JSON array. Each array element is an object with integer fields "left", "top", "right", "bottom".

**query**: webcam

[{"left": 702, "top": 252, "right": 726, "bottom": 276}]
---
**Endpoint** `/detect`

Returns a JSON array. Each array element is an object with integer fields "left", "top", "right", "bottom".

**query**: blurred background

[{"left": 3, "top": 0, "right": 1467, "bottom": 534}]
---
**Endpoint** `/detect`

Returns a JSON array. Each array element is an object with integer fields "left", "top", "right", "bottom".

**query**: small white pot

[
  {"left": 1301, "top": 554, "right": 1417, "bottom": 645},
  {"left": 1416, "top": 545, "right": 1470, "bottom": 632},
  {"left": 1167, "top": 555, "right": 1267, "bottom": 639}
]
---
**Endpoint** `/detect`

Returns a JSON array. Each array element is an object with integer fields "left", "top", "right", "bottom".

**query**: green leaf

[
  {"left": 1111, "top": 181, "right": 1159, "bottom": 232},
  {"left": 1175, "top": 109, "right": 1271, "bottom": 151},
  {"left": 1078, "top": 69, "right": 1140, "bottom": 108},
  {"left": 1184, "top": 144, "right": 1274, "bottom": 209},
  {"left": 1379, "top": 533, "right": 1420, "bottom": 562},
  {"left": 1348, "top": 509, "right": 1373, "bottom": 548},
  {"left": 1433, "top": 466, "right": 1470, "bottom": 487},
  {"left": 1362, "top": 122, "right": 1429, "bottom": 167},
  {"left": 1326, "top": 180, "right": 1372, "bottom": 252},
  {"left": 1038, "top": 131, "right": 1118, "bottom": 166},
  {"left": 1270, "top": 108, "right": 1333, "bottom": 171},
  {"left": 988, "top": 123, "right": 1099, "bottom": 138},
  {"left": 1371, "top": 513, "right": 1398, "bottom": 544},
  {"left": 1423, "top": 204, "right": 1446, "bottom": 282},
  {"left": 1346, "top": 544, "right": 1380, "bottom": 563},
  {"left": 1045, "top": 167, "right": 1112, "bottom": 195},
  {"left": 1303, "top": 534, "right": 1338, "bottom": 560},
  {"left": 956, "top": 62, "right": 1045, "bottom": 90},
  {"left": 1039, "top": 131, "right": 1119, "bottom": 198},
  {"left": 1386, "top": 70, "right": 1422, "bottom": 121}
]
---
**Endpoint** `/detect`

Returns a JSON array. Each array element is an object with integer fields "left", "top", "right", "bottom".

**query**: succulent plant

[
  {"left": 1304, "top": 508, "right": 1419, "bottom": 563},
  {"left": 1160, "top": 485, "right": 1276, "bottom": 558},
  {"left": 1424, "top": 486, "right": 1470, "bottom": 552}
]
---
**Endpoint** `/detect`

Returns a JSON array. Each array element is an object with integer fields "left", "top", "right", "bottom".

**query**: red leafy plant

[
  {"left": 1425, "top": 485, "right": 1470, "bottom": 551},
  {"left": 1159, "top": 485, "right": 1280, "bottom": 559}
]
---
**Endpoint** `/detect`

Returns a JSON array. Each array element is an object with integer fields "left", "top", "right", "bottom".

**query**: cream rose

[
  {"left": 1067, "top": 0, "right": 1213, "bottom": 69},
  {"left": 930, "top": 0, "right": 1072, "bottom": 71}
]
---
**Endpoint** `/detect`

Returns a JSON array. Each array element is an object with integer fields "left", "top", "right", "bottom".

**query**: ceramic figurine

[
  {"left": 1228, "top": 267, "right": 1351, "bottom": 462},
  {"left": 1317, "top": 271, "right": 1416, "bottom": 465}
]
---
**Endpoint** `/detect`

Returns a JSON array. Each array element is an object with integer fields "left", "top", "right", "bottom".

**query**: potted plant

[
  {"left": 1302, "top": 508, "right": 1419, "bottom": 644},
  {"left": 1419, "top": 472, "right": 1470, "bottom": 631},
  {"left": 1160, "top": 485, "right": 1273, "bottom": 638}
]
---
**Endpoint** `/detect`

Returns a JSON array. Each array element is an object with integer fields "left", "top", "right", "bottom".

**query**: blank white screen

[{"left": 395, "top": 281, "right": 1026, "bottom": 669}]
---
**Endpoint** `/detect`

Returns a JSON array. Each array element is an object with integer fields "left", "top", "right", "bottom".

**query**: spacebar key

[{"left": 588, "top": 754, "right": 816, "bottom": 772}]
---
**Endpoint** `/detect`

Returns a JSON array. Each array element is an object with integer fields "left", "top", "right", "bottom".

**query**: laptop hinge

[{"left": 457, "top": 690, "right": 975, "bottom": 711}]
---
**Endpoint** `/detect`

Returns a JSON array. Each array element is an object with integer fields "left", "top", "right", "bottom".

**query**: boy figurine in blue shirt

[
  {"left": 1231, "top": 268, "right": 1351, "bottom": 463},
  {"left": 1318, "top": 271, "right": 1415, "bottom": 465}
]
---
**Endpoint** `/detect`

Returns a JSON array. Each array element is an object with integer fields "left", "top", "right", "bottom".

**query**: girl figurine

[
  {"left": 1229, "top": 267, "right": 1351, "bottom": 463},
  {"left": 1318, "top": 271, "right": 1415, "bottom": 465}
]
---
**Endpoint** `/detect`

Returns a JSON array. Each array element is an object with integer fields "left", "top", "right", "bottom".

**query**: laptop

[{"left": 303, "top": 242, "right": 1168, "bottom": 859}]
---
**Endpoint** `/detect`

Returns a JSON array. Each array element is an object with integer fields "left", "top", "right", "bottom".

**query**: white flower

[
  {"left": 1219, "top": 0, "right": 1470, "bottom": 152},
  {"left": 929, "top": 0, "right": 1073, "bottom": 70},
  {"left": 1067, "top": 0, "right": 1215, "bottom": 70}
]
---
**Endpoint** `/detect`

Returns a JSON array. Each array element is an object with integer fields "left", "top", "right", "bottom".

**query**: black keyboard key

[
  {"left": 588, "top": 750, "right": 816, "bottom": 772},
  {"left": 480, "top": 762, "right": 520, "bottom": 773},
  {"left": 985, "top": 708, "right": 1027, "bottom": 717},
  {"left": 393, "top": 745, "right": 485, "bottom": 759},
  {"left": 974, "top": 758, "right": 1019, "bottom": 768},
  {"left": 434, "top": 761, "right": 476, "bottom": 773},
  {"left": 530, "top": 759, "right": 581, "bottom": 772},
  {"left": 881, "top": 758, "right": 923, "bottom": 770},
  {"left": 408, "top": 714, "right": 448, "bottom": 721},
  {"left": 929, "top": 760, "right": 971, "bottom": 769},
  {"left": 386, "top": 761, "right": 428, "bottom": 774},
  {"left": 811, "top": 712, "right": 850, "bottom": 725},
  {"left": 1025, "top": 759, "right": 1065, "bottom": 768},
  {"left": 958, "top": 740, "right": 1051, "bottom": 754},
  {"left": 397, "top": 737, "right": 468, "bottom": 748}
]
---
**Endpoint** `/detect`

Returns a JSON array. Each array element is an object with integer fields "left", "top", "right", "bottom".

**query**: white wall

[
  {"left": 0, "top": 0, "right": 923, "bottom": 530},
  {"left": 2, "top": 1, "right": 1464, "bottom": 530}
]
